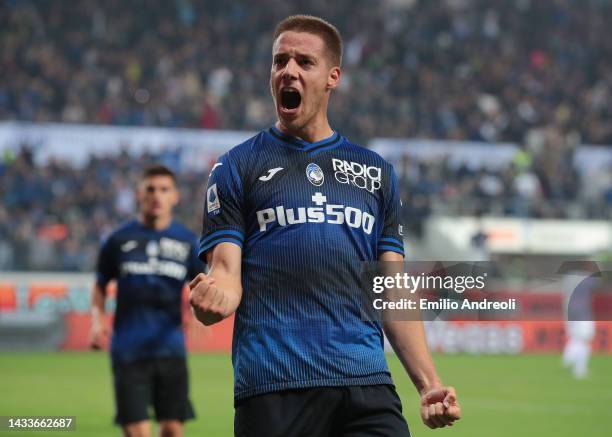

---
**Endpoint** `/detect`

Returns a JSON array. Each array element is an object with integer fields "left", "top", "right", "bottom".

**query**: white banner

[
  {"left": 370, "top": 137, "right": 612, "bottom": 174},
  {"left": 0, "top": 121, "right": 253, "bottom": 170},
  {"left": 427, "top": 216, "right": 612, "bottom": 255}
]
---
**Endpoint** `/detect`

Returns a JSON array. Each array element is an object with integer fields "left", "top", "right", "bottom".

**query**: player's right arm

[
  {"left": 90, "top": 282, "right": 109, "bottom": 349},
  {"left": 189, "top": 242, "right": 242, "bottom": 326},
  {"left": 90, "top": 234, "right": 117, "bottom": 349},
  {"left": 193, "top": 152, "right": 245, "bottom": 326}
]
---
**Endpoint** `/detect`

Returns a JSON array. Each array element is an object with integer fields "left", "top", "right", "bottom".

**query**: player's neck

[
  {"left": 139, "top": 214, "right": 172, "bottom": 231},
  {"left": 275, "top": 118, "right": 334, "bottom": 144}
]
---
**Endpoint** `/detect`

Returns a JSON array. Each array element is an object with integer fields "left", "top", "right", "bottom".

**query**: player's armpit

[{"left": 189, "top": 242, "right": 243, "bottom": 326}]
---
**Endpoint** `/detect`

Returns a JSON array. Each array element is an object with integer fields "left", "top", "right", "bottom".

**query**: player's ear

[
  {"left": 135, "top": 181, "right": 145, "bottom": 203},
  {"left": 326, "top": 66, "right": 340, "bottom": 91},
  {"left": 172, "top": 187, "right": 180, "bottom": 207},
  {"left": 168, "top": 180, "right": 179, "bottom": 207}
]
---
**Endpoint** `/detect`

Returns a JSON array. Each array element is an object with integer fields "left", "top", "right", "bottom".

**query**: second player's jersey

[
  {"left": 200, "top": 127, "right": 404, "bottom": 400},
  {"left": 97, "top": 220, "right": 203, "bottom": 363}
]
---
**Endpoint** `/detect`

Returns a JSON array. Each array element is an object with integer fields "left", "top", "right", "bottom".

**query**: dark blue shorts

[
  {"left": 112, "top": 357, "right": 195, "bottom": 425},
  {"left": 234, "top": 384, "right": 411, "bottom": 437}
]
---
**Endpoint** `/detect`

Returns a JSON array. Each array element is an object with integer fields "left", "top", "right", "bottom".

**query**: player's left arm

[
  {"left": 377, "top": 163, "right": 461, "bottom": 427},
  {"left": 380, "top": 251, "right": 462, "bottom": 429}
]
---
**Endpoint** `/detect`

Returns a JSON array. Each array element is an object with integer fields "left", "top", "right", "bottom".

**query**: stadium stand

[{"left": 1, "top": 0, "right": 611, "bottom": 144}]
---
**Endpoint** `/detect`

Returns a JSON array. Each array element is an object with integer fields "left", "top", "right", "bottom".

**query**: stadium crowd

[
  {"left": 1, "top": 0, "right": 611, "bottom": 270},
  {"left": 1, "top": 0, "right": 611, "bottom": 145},
  {"left": 0, "top": 146, "right": 206, "bottom": 271},
  {"left": 1, "top": 141, "right": 610, "bottom": 270}
]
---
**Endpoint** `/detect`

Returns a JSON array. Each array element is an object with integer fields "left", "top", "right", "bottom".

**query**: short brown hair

[
  {"left": 141, "top": 164, "right": 176, "bottom": 182},
  {"left": 273, "top": 15, "right": 343, "bottom": 67}
]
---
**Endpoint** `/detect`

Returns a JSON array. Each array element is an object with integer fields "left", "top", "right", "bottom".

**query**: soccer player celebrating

[
  {"left": 191, "top": 15, "right": 461, "bottom": 436},
  {"left": 91, "top": 165, "right": 202, "bottom": 437}
]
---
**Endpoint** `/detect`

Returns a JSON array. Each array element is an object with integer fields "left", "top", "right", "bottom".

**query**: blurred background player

[
  {"left": 90, "top": 165, "right": 203, "bottom": 437},
  {"left": 190, "top": 15, "right": 460, "bottom": 436},
  {"left": 562, "top": 262, "right": 597, "bottom": 379}
]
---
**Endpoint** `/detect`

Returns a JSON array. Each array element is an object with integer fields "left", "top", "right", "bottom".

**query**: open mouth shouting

[{"left": 279, "top": 87, "right": 302, "bottom": 115}]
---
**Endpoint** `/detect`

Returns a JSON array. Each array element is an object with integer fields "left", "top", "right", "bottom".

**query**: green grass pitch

[{"left": 0, "top": 352, "right": 610, "bottom": 436}]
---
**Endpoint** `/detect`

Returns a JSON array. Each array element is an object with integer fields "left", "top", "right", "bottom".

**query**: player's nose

[
  {"left": 151, "top": 189, "right": 163, "bottom": 200},
  {"left": 281, "top": 58, "right": 299, "bottom": 80}
]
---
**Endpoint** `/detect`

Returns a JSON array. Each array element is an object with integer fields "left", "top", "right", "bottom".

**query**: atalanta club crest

[
  {"left": 146, "top": 240, "right": 160, "bottom": 257},
  {"left": 306, "top": 163, "right": 324, "bottom": 186}
]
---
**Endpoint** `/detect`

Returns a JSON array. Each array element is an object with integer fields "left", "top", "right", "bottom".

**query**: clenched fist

[
  {"left": 189, "top": 273, "right": 229, "bottom": 326},
  {"left": 89, "top": 321, "right": 109, "bottom": 350},
  {"left": 420, "top": 385, "right": 461, "bottom": 429}
]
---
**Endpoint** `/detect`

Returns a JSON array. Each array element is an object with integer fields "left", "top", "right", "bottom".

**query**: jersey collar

[{"left": 267, "top": 126, "right": 343, "bottom": 154}]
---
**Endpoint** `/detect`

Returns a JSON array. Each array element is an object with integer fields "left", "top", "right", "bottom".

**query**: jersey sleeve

[
  {"left": 96, "top": 235, "right": 118, "bottom": 287},
  {"left": 378, "top": 166, "right": 405, "bottom": 258},
  {"left": 199, "top": 152, "right": 245, "bottom": 263}
]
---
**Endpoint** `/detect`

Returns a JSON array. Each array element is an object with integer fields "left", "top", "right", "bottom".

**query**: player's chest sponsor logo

[
  {"left": 259, "top": 167, "right": 284, "bottom": 181},
  {"left": 331, "top": 159, "right": 381, "bottom": 193},
  {"left": 123, "top": 238, "right": 189, "bottom": 261},
  {"left": 120, "top": 238, "right": 189, "bottom": 280},
  {"left": 255, "top": 192, "right": 375, "bottom": 234},
  {"left": 207, "top": 183, "right": 221, "bottom": 214},
  {"left": 120, "top": 258, "right": 187, "bottom": 280},
  {"left": 306, "top": 163, "right": 324, "bottom": 186}
]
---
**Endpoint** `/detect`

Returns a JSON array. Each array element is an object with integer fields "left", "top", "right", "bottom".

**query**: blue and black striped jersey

[
  {"left": 96, "top": 220, "right": 202, "bottom": 363},
  {"left": 200, "top": 127, "right": 404, "bottom": 400}
]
